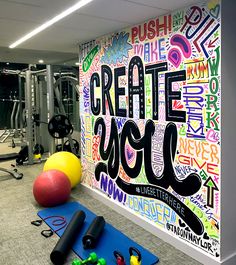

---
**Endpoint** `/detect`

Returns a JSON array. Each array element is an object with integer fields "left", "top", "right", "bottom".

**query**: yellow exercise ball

[{"left": 43, "top": 151, "right": 82, "bottom": 188}]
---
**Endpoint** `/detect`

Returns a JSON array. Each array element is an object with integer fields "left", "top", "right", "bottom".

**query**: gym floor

[{"left": 0, "top": 141, "right": 202, "bottom": 265}]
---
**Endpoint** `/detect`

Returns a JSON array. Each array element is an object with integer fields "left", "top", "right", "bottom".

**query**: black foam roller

[
  {"left": 82, "top": 216, "right": 105, "bottom": 249},
  {"left": 50, "top": 210, "right": 86, "bottom": 265}
]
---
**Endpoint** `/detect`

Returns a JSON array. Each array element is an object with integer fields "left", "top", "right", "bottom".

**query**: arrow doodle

[
  {"left": 208, "top": 37, "right": 219, "bottom": 48},
  {"left": 203, "top": 177, "right": 219, "bottom": 208}
]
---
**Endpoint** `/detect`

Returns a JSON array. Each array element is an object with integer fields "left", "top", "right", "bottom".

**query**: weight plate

[{"left": 48, "top": 114, "right": 73, "bottom": 139}]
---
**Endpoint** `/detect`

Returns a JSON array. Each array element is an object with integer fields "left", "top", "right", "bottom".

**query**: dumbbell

[
  {"left": 96, "top": 258, "right": 106, "bottom": 265},
  {"left": 72, "top": 252, "right": 98, "bottom": 265}
]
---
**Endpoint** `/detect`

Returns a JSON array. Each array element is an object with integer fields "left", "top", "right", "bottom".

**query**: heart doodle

[
  {"left": 125, "top": 144, "right": 135, "bottom": 164},
  {"left": 173, "top": 100, "right": 184, "bottom": 110},
  {"left": 203, "top": 232, "right": 210, "bottom": 240},
  {"left": 168, "top": 48, "right": 182, "bottom": 68},
  {"left": 179, "top": 219, "right": 186, "bottom": 227},
  {"left": 206, "top": 129, "right": 219, "bottom": 143},
  {"left": 210, "top": 4, "right": 220, "bottom": 19},
  {"left": 127, "top": 149, "right": 134, "bottom": 160}
]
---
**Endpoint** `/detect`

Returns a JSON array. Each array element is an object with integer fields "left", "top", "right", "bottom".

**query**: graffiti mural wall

[{"left": 80, "top": 0, "right": 221, "bottom": 259}]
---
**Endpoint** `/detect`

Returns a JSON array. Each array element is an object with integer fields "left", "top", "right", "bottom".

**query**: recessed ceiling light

[
  {"left": 38, "top": 59, "right": 44, "bottom": 64},
  {"left": 75, "top": 62, "right": 80, "bottom": 66},
  {"left": 9, "top": 0, "right": 94, "bottom": 49}
]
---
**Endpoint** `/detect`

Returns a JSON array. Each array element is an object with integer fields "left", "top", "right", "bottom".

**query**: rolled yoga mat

[
  {"left": 38, "top": 201, "right": 159, "bottom": 265},
  {"left": 50, "top": 210, "right": 86, "bottom": 265}
]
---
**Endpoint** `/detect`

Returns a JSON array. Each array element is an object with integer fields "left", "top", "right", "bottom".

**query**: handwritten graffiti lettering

[
  {"left": 183, "top": 85, "right": 205, "bottom": 138},
  {"left": 119, "top": 165, "right": 131, "bottom": 183},
  {"left": 186, "top": 198, "right": 219, "bottom": 239},
  {"left": 206, "top": 47, "right": 220, "bottom": 131},
  {"left": 90, "top": 57, "right": 186, "bottom": 121},
  {"left": 175, "top": 165, "right": 194, "bottom": 177},
  {"left": 95, "top": 117, "right": 201, "bottom": 195},
  {"left": 92, "top": 135, "right": 101, "bottom": 162},
  {"left": 81, "top": 1, "right": 221, "bottom": 257},
  {"left": 179, "top": 138, "right": 219, "bottom": 164},
  {"left": 185, "top": 59, "right": 209, "bottom": 83},
  {"left": 167, "top": 224, "right": 213, "bottom": 253},
  {"left": 81, "top": 116, "right": 86, "bottom": 156},
  {"left": 100, "top": 173, "right": 126, "bottom": 203},
  {"left": 131, "top": 15, "right": 172, "bottom": 43},
  {"left": 94, "top": 117, "right": 203, "bottom": 235},
  {"left": 128, "top": 196, "right": 176, "bottom": 227},
  {"left": 178, "top": 155, "right": 219, "bottom": 176},
  {"left": 133, "top": 38, "right": 166, "bottom": 62},
  {"left": 83, "top": 85, "right": 90, "bottom": 112},
  {"left": 152, "top": 124, "right": 165, "bottom": 175},
  {"left": 181, "top": 6, "right": 203, "bottom": 33}
]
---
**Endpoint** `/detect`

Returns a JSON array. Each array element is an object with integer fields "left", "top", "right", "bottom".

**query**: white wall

[{"left": 221, "top": 0, "right": 236, "bottom": 263}]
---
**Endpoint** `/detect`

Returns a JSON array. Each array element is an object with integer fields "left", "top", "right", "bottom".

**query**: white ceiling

[{"left": 0, "top": 0, "right": 199, "bottom": 65}]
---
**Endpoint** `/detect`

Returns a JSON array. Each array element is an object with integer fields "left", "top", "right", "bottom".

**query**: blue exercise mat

[{"left": 38, "top": 201, "right": 159, "bottom": 264}]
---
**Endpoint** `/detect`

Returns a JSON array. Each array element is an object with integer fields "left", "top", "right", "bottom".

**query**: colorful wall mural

[{"left": 79, "top": 0, "right": 221, "bottom": 259}]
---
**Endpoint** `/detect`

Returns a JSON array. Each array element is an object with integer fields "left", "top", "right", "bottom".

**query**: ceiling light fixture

[
  {"left": 9, "top": 0, "right": 93, "bottom": 49},
  {"left": 75, "top": 62, "right": 80, "bottom": 66},
  {"left": 38, "top": 59, "right": 44, "bottom": 64}
]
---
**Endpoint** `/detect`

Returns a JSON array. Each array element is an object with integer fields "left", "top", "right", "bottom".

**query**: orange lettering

[{"left": 178, "top": 155, "right": 190, "bottom": 165}]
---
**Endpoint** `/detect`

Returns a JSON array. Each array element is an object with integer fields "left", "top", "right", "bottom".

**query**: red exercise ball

[{"left": 33, "top": 169, "right": 71, "bottom": 207}]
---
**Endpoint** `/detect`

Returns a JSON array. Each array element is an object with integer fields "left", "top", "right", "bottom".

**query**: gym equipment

[
  {"left": 0, "top": 96, "right": 25, "bottom": 144},
  {"left": 114, "top": 251, "right": 126, "bottom": 265},
  {"left": 63, "top": 139, "right": 80, "bottom": 155},
  {"left": 15, "top": 143, "right": 44, "bottom": 165},
  {"left": 48, "top": 114, "right": 73, "bottom": 139},
  {"left": 43, "top": 151, "right": 82, "bottom": 188},
  {"left": 52, "top": 73, "right": 80, "bottom": 156},
  {"left": 33, "top": 169, "right": 71, "bottom": 207},
  {"left": 0, "top": 153, "right": 23, "bottom": 180},
  {"left": 55, "top": 144, "right": 63, "bottom": 152},
  {"left": 56, "top": 139, "right": 80, "bottom": 156},
  {"left": 33, "top": 143, "right": 44, "bottom": 155},
  {"left": 24, "top": 68, "right": 49, "bottom": 165},
  {"left": 41, "top": 229, "right": 54, "bottom": 238},
  {"left": 96, "top": 258, "right": 106, "bottom": 265},
  {"left": 38, "top": 202, "right": 159, "bottom": 264},
  {"left": 97, "top": 258, "right": 106, "bottom": 265},
  {"left": 33, "top": 114, "right": 73, "bottom": 139},
  {"left": 0, "top": 153, "right": 19, "bottom": 161},
  {"left": 16, "top": 145, "right": 28, "bottom": 165},
  {"left": 72, "top": 252, "right": 98, "bottom": 265},
  {"left": 31, "top": 219, "right": 43, "bottom": 226},
  {"left": 82, "top": 216, "right": 105, "bottom": 249},
  {"left": 0, "top": 167, "right": 23, "bottom": 179},
  {"left": 0, "top": 69, "right": 25, "bottom": 135},
  {"left": 21, "top": 66, "right": 80, "bottom": 164},
  {"left": 31, "top": 216, "right": 67, "bottom": 239},
  {"left": 129, "top": 247, "right": 142, "bottom": 265},
  {"left": 50, "top": 210, "right": 86, "bottom": 265}
]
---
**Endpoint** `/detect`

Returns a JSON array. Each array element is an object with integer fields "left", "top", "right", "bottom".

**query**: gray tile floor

[{"left": 0, "top": 142, "right": 202, "bottom": 265}]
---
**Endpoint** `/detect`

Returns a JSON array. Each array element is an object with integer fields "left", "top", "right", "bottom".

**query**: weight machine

[
  {"left": 0, "top": 71, "right": 25, "bottom": 179},
  {"left": 22, "top": 65, "right": 80, "bottom": 165},
  {"left": 0, "top": 72, "right": 25, "bottom": 144},
  {"left": 0, "top": 64, "right": 80, "bottom": 171}
]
